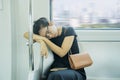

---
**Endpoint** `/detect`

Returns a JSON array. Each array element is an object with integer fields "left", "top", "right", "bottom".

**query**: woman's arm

[
  {"left": 23, "top": 32, "right": 48, "bottom": 57},
  {"left": 40, "top": 36, "right": 74, "bottom": 57},
  {"left": 24, "top": 32, "right": 37, "bottom": 41},
  {"left": 37, "top": 40, "right": 48, "bottom": 58},
  {"left": 44, "top": 36, "right": 74, "bottom": 57},
  {"left": 24, "top": 32, "right": 75, "bottom": 57}
]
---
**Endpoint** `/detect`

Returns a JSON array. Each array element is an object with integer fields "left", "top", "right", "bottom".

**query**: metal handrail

[
  {"left": 28, "top": 0, "right": 34, "bottom": 71},
  {"left": 28, "top": 1, "right": 44, "bottom": 79}
]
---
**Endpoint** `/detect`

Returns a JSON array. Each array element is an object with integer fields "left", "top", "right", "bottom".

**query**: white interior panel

[{"left": 78, "top": 42, "right": 120, "bottom": 79}]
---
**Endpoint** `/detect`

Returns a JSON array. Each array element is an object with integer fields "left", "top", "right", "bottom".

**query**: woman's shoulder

[
  {"left": 62, "top": 26, "right": 73, "bottom": 29},
  {"left": 62, "top": 26, "right": 74, "bottom": 33},
  {"left": 62, "top": 26, "right": 76, "bottom": 36}
]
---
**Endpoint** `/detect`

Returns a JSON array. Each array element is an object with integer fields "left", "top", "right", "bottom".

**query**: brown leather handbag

[{"left": 68, "top": 52, "right": 93, "bottom": 70}]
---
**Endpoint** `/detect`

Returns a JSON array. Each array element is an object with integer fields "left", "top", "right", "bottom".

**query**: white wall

[
  {"left": 0, "top": 0, "right": 12, "bottom": 80},
  {"left": 76, "top": 30, "right": 120, "bottom": 80},
  {"left": 79, "top": 42, "right": 120, "bottom": 80}
]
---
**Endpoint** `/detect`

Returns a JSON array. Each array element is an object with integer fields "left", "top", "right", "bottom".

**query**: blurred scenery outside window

[{"left": 52, "top": 0, "right": 120, "bottom": 29}]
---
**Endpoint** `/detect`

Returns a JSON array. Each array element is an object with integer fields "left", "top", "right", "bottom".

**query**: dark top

[{"left": 50, "top": 27, "right": 86, "bottom": 80}]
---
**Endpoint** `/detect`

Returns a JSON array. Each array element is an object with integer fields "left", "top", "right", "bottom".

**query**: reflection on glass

[{"left": 52, "top": 0, "right": 120, "bottom": 29}]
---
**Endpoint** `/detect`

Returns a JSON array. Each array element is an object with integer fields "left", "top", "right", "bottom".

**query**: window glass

[{"left": 52, "top": 0, "right": 120, "bottom": 29}]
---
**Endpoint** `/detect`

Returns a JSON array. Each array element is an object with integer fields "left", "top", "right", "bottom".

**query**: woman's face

[{"left": 39, "top": 25, "right": 58, "bottom": 39}]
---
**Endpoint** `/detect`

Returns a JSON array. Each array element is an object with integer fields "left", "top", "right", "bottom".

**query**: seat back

[{"left": 33, "top": 43, "right": 54, "bottom": 79}]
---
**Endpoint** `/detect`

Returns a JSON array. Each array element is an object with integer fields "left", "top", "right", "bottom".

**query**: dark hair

[{"left": 33, "top": 17, "right": 49, "bottom": 34}]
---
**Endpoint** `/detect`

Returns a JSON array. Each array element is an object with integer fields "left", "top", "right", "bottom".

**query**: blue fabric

[{"left": 47, "top": 69, "right": 83, "bottom": 80}]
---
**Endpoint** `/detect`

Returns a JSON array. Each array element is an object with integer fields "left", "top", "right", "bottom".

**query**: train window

[{"left": 51, "top": 0, "right": 120, "bottom": 29}]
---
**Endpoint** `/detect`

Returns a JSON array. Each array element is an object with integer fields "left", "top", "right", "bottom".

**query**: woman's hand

[
  {"left": 33, "top": 35, "right": 48, "bottom": 58},
  {"left": 40, "top": 41, "right": 48, "bottom": 58},
  {"left": 24, "top": 32, "right": 48, "bottom": 58},
  {"left": 35, "top": 39, "right": 48, "bottom": 58}
]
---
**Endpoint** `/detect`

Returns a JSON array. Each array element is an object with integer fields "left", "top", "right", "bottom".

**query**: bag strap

[{"left": 68, "top": 49, "right": 72, "bottom": 55}]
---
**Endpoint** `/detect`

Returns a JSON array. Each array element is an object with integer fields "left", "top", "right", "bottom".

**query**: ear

[{"left": 49, "top": 21, "right": 54, "bottom": 26}]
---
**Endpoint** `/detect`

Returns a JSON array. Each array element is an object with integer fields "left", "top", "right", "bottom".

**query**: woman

[{"left": 24, "top": 17, "right": 86, "bottom": 80}]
